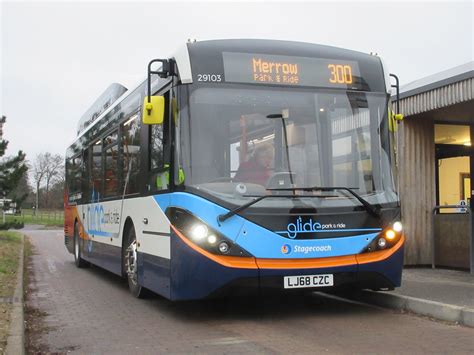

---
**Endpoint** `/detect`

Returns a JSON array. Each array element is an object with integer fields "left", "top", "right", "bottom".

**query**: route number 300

[{"left": 328, "top": 64, "right": 353, "bottom": 84}]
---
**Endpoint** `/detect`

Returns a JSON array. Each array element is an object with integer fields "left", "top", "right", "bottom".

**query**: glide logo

[
  {"left": 277, "top": 216, "right": 347, "bottom": 239},
  {"left": 86, "top": 190, "right": 119, "bottom": 238}
]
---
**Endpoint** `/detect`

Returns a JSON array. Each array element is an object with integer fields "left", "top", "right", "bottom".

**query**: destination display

[{"left": 223, "top": 52, "right": 362, "bottom": 89}]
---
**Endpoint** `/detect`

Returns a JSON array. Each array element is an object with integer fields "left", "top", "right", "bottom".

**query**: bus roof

[
  {"left": 187, "top": 39, "right": 377, "bottom": 61},
  {"left": 185, "top": 39, "right": 387, "bottom": 92},
  {"left": 69, "top": 39, "right": 390, "bottom": 150}
]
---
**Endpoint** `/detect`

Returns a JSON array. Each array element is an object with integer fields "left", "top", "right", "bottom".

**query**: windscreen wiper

[
  {"left": 267, "top": 186, "right": 381, "bottom": 218},
  {"left": 217, "top": 191, "right": 337, "bottom": 223},
  {"left": 217, "top": 195, "right": 292, "bottom": 222},
  {"left": 218, "top": 186, "right": 380, "bottom": 223}
]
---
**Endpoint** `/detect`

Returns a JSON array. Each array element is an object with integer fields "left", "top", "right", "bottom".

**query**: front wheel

[
  {"left": 74, "top": 223, "right": 89, "bottom": 268},
  {"left": 124, "top": 227, "right": 147, "bottom": 298}
]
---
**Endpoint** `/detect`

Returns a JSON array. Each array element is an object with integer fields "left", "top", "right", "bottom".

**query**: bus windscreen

[{"left": 223, "top": 52, "right": 362, "bottom": 89}]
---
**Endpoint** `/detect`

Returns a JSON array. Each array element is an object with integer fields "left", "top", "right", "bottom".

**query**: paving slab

[
  {"left": 350, "top": 267, "right": 474, "bottom": 327},
  {"left": 394, "top": 268, "right": 474, "bottom": 309}
]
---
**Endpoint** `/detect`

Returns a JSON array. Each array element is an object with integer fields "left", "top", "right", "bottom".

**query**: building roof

[
  {"left": 393, "top": 62, "right": 474, "bottom": 116},
  {"left": 399, "top": 62, "right": 474, "bottom": 100}
]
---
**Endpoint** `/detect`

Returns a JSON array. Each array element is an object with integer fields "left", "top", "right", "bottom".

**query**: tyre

[
  {"left": 74, "top": 223, "right": 89, "bottom": 268},
  {"left": 124, "top": 226, "right": 147, "bottom": 298}
]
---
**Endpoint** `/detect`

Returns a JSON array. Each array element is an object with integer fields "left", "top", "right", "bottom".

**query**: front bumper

[{"left": 168, "top": 228, "right": 404, "bottom": 301}]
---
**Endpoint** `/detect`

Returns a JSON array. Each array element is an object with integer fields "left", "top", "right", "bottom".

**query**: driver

[{"left": 234, "top": 143, "right": 274, "bottom": 186}]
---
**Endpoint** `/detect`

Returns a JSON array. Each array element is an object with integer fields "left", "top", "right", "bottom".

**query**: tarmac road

[{"left": 24, "top": 228, "right": 474, "bottom": 354}]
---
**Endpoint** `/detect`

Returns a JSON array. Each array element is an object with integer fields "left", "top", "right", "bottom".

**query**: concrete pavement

[
  {"left": 23, "top": 228, "right": 474, "bottom": 354},
  {"left": 350, "top": 268, "right": 474, "bottom": 327},
  {"left": 395, "top": 268, "right": 474, "bottom": 308}
]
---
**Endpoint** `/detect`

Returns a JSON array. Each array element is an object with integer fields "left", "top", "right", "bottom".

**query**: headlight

[
  {"left": 190, "top": 224, "right": 208, "bottom": 241},
  {"left": 364, "top": 221, "right": 403, "bottom": 253},
  {"left": 393, "top": 221, "right": 403, "bottom": 233},
  {"left": 207, "top": 235, "right": 217, "bottom": 245},
  {"left": 385, "top": 229, "right": 396, "bottom": 241},
  {"left": 166, "top": 207, "right": 252, "bottom": 257}
]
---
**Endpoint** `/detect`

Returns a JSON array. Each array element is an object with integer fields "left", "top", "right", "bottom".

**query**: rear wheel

[
  {"left": 74, "top": 223, "right": 89, "bottom": 268},
  {"left": 124, "top": 227, "right": 147, "bottom": 298}
]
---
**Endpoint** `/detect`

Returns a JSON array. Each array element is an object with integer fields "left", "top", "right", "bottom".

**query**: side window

[
  {"left": 82, "top": 149, "right": 89, "bottom": 197},
  {"left": 90, "top": 140, "right": 103, "bottom": 199},
  {"left": 104, "top": 130, "right": 119, "bottom": 198},
  {"left": 122, "top": 113, "right": 141, "bottom": 194},
  {"left": 150, "top": 124, "right": 164, "bottom": 170},
  {"left": 73, "top": 155, "right": 82, "bottom": 193},
  {"left": 66, "top": 158, "right": 73, "bottom": 193},
  {"left": 149, "top": 92, "right": 169, "bottom": 191},
  {"left": 67, "top": 155, "right": 82, "bottom": 194}
]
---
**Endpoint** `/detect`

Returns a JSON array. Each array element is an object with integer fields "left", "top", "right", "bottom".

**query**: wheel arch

[
  {"left": 68, "top": 217, "right": 79, "bottom": 254},
  {"left": 73, "top": 217, "right": 80, "bottom": 240},
  {"left": 121, "top": 216, "right": 135, "bottom": 276}
]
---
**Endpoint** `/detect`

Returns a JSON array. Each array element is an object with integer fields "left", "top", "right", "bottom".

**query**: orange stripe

[
  {"left": 65, "top": 206, "right": 91, "bottom": 241},
  {"left": 356, "top": 235, "right": 405, "bottom": 264},
  {"left": 170, "top": 225, "right": 258, "bottom": 269},
  {"left": 171, "top": 224, "right": 404, "bottom": 270},
  {"left": 256, "top": 254, "right": 357, "bottom": 269}
]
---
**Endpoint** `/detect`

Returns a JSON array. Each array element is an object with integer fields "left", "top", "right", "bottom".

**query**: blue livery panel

[{"left": 153, "top": 192, "right": 381, "bottom": 259}]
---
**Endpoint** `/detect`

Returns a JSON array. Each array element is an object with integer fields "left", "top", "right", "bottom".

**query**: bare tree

[
  {"left": 33, "top": 154, "right": 47, "bottom": 213},
  {"left": 44, "top": 154, "right": 64, "bottom": 208},
  {"left": 32, "top": 153, "right": 64, "bottom": 211}
]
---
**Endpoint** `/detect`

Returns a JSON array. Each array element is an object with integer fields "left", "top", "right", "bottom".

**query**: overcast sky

[{"left": 1, "top": 0, "right": 473, "bottom": 162}]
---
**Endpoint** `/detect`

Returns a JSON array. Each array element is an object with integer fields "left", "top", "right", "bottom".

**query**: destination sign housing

[{"left": 223, "top": 52, "right": 361, "bottom": 89}]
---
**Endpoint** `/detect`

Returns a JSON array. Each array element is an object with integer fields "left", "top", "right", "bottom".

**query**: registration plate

[{"left": 283, "top": 274, "right": 334, "bottom": 289}]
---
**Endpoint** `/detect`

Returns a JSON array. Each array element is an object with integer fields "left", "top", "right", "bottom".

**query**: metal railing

[{"left": 432, "top": 205, "right": 473, "bottom": 275}]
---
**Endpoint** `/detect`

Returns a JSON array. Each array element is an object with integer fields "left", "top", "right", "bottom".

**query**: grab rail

[{"left": 432, "top": 205, "right": 473, "bottom": 274}]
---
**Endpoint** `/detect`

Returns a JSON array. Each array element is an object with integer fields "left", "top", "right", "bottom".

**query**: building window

[
  {"left": 435, "top": 124, "right": 471, "bottom": 213},
  {"left": 435, "top": 124, "right": 470, "bottom": 146}
]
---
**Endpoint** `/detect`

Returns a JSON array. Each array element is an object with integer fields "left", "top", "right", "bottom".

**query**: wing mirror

[{"left": 142, "top": 96, "right": 164, "bottom": 125}]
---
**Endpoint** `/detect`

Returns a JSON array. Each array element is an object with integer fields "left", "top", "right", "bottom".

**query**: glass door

[
  {"left": 434, "top": 123, "right": 471, "bottom": 269},
  {"left": 435, "top": 124, "right": 471, "bottom": 212}
]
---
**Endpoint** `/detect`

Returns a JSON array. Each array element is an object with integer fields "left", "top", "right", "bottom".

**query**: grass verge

[
  {"left": 4, "top": 214, "right": 63, "bottom": 227},
  {"left": 0, "top": 231, "right": 22, "bottom": 354}
]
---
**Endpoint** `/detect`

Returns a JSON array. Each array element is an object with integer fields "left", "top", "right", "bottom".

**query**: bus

[{"left": 65, "top": 39, "right": 405, "bottom": 300}]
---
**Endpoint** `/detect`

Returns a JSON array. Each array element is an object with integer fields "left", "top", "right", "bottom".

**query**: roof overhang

[{"left": 392, "top": 62, "right": 474, "bottom": 116}]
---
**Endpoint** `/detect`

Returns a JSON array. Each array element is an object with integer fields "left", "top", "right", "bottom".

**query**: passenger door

[{"left": 145, "top": 90, "right": 171, "bottom": 194}]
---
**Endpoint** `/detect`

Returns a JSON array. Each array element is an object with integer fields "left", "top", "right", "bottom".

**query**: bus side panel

[
  {"left": 170, "top": 228, "right": 259, "bottom": 301},
  {"left": 138, "top": 252, "right": 171, "bottom": 299},
  {"left": 125, "top": 196, "right": 172, "bottom": 298},
  {"left": 84, "top": 239, "right": 123, "bottom": 276},
  {"left": 64, "top": 202, "right": 79, "bottom": 254},
  {"left": 78, "top": 200, "right": 124, "bottom": 277}
]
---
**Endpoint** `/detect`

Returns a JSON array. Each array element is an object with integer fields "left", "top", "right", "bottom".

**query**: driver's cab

[
  {"left": 222, "top": 110, "right": 305, "bottom": 195},
  {"left": 230, "top": 114, "right": 305, "bottom": 191}
]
